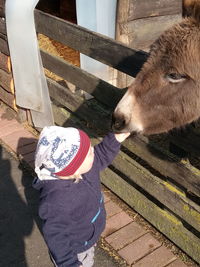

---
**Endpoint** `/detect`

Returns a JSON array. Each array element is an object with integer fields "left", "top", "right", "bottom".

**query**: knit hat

[{"left": 35, "top": 126, "right": 91, "bottom": 180}]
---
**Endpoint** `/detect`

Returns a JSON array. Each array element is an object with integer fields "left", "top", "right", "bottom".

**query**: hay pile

[{"left": 38, "top": 33, "right": 80, "bottom": 82}]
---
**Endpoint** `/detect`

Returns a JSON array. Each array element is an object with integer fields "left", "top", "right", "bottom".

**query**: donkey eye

[{"left": 166, "top": 73, "right": 187, "bottom": 83}]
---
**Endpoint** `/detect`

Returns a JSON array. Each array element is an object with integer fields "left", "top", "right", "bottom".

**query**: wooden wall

[
  {"left": 116, "top": 0, "right": 182, "bottom": 87},
  {"left": 116, "top": 0, "right": 182, "bottom": 51},
  {"left": 0, "top": 0, "right": 17, "bottom": 111}
]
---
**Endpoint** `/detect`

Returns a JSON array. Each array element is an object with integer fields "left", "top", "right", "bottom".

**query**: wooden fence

[
  {"left": 35, "top": 10, "right": 200, "bottom": 264},
  {"left": 0, "top": 3, "right": 200, "bottom": 264}
]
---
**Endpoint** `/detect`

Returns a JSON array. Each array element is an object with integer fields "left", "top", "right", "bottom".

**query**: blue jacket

[{"left": 33, "top": 133, "right": 121, "bottom": 267}]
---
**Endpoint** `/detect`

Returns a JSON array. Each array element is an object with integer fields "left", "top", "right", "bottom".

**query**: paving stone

[
  {"left": 22, "top": 152, "right": 35, "bottom": 164},
  {"left": 0, "top": 108, "right": 4, "bottom": 116},
  {"left": 17, "top": 135, "right": 37, "bottom": 146},
  {"left": 17, "top": 142, "right": 37, "bottom": 156},
  {"left": 28, "top": 160, "right": 35, "bottom": 169},
  {"left": 2, "top": 130, "right": 36, "bottom": 152},
  {"left": 167, "top": 259, "right": 188, "bottom": 267},
  {"left": 132, "top": 246, "right": 177, "bottom": 267},
  {"left": 118, "top": 233, "right": 161, "bottom": 265},
  {"left": 103, "top": 192, "right": 111, "bottom": 203},
  {"left": 0, "top": 118, "right": 18, "bottom": 128},
  {"left": 0, "top": 110, "right": 14, "bottom": 120},
  {"left": 105, "top": 222, "right": 147, "bottom": 250},
  {"left": 102, "top": 211, "right": 133, "bottom": 237},
  {"left": 0, "top": 121, "right": 21, "bottom": 137},
  {"left": 105, "top": 200, "right": 122, "bottom": 218}
]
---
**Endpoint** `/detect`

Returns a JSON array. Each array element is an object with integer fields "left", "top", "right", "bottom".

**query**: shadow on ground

[{"left": 0, "top": 145, "right": 33, "bottom": 266}]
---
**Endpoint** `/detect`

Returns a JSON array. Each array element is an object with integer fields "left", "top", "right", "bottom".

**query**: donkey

[{"left": 112, "top": 0, "right": 200, "bottom": 135}]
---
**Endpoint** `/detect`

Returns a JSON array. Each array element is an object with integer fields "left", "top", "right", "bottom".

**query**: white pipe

[{"left": 5, "top": 0, "right": 54, "bottom": 128}]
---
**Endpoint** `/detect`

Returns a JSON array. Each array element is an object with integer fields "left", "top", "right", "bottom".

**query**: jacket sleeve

[
  {"left": 42, "top": 205, "right": 82, "bottom": 267},
  {"left": 94, "top": 132, "right": 121, "bottom": 171}
]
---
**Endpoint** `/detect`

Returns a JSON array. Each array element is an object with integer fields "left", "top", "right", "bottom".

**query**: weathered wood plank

[
  {"left": 0, "top": 37, "right": 9, "bottom": 55},
  {"left": 25, "top": 109, "right": 34, "bottom": 127},
  {"left": 0, "top": 52, "right": 11, "bottom": 73},
  {"left": 0, "top": 69, "right": 14, "bottom": 93},
  {"left": 41, "top": 49, "right": 124, "bottom": 107},
  {"left": 48, "top": 78, "right": 84, "bottom": 110},
  {"left": 52, "top": 103, "right": 104, "bottom": 138},
  {"left": 17, "top": 107, "right": 27, "bottom": 123},
  {"left": 128, "top": 0, "right": 182, "bottom": 21},
  {"left": 117, "top": 0, "right": 130, "bottom": 23},
  {"left": 126, "top": 14, "right": 182, "bottom": 50},
  {"left": 35, "top": 9, "right": 148, "bottom": 78},
  {"left": 0, "top": 17, "right": 5, "bottom": 34},
  {"left": 52, "top": 104, "right": 81, "bottom": 129},
  {"left": 47, "top": 78, "right": 111, "bottom": 133},
  {"left": 169, "top": 130, "right": 200, "bottom": 158},
  {"left": 0, "top": 32, "right": 6, "bottom": 40},
  {"left": 124, "top": 135, "right": 200, "bottom": 197},
  {"left": 0, "top": 10, "right": 4, "bottom": 18},
  {"left": 0, "top": 86, "right": 16, "bottom": 110},
  {"left": 0, "top": 0, "right": 5, "bottom": 18},
  {"left": 52, "top": 104, "right": 200, "bottom": 264},
  {"left": 112, "top": 150, "right": 200, "bottom": 232}
]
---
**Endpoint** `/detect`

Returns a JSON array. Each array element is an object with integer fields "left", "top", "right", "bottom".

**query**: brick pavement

[{"left": 0, "top": 107, "right": 189, "bottom": 267}]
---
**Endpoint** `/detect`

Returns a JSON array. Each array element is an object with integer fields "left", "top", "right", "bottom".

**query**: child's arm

[{"left": 94, "top": 132, "right": 130, "bottom": 171}]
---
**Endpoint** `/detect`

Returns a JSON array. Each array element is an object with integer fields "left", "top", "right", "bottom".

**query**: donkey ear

[{"left": 183, "top": 0, "right": 200, "bottom": 22}]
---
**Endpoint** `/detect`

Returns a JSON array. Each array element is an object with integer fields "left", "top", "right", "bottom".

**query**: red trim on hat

[{"left": 54, "top": 130, "right": 91, "bottom": 177}]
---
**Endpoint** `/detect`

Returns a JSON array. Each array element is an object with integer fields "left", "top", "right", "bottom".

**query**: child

[{"left": 33, "top": 126, "right": 130, "bottom": 267}]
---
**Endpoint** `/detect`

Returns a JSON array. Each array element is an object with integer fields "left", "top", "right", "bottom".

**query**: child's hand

[{"left": 114, "top": 132, "right": 130, "bottom": 143}]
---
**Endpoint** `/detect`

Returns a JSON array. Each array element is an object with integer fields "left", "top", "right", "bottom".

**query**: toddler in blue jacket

[{"left": 33, "top": 126, "right": 130, "bottom": 267}]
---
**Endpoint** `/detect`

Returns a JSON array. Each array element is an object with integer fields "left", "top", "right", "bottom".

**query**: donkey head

[{"left": 112, "top": 1, "right": 200, "bottom": 135}]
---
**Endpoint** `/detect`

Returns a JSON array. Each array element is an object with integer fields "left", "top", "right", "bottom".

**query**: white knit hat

[{"left": 35, "top": 126, "right": 91, "bottom": 180}]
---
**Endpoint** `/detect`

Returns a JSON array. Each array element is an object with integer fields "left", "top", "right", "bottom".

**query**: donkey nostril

[
  {"left": 112, "top": 113, "right": 126, "bottom": 132},
  {"left": 115, "top": 119, "right": 125, "bottom": 129}
]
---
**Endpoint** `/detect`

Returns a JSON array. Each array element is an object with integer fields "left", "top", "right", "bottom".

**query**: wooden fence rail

[
  {"left": 35, "top": 10, "right": 148, "bottom": 78},
  {"left": 41, "top": 49, "right": 124, "bottom": 108}
]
